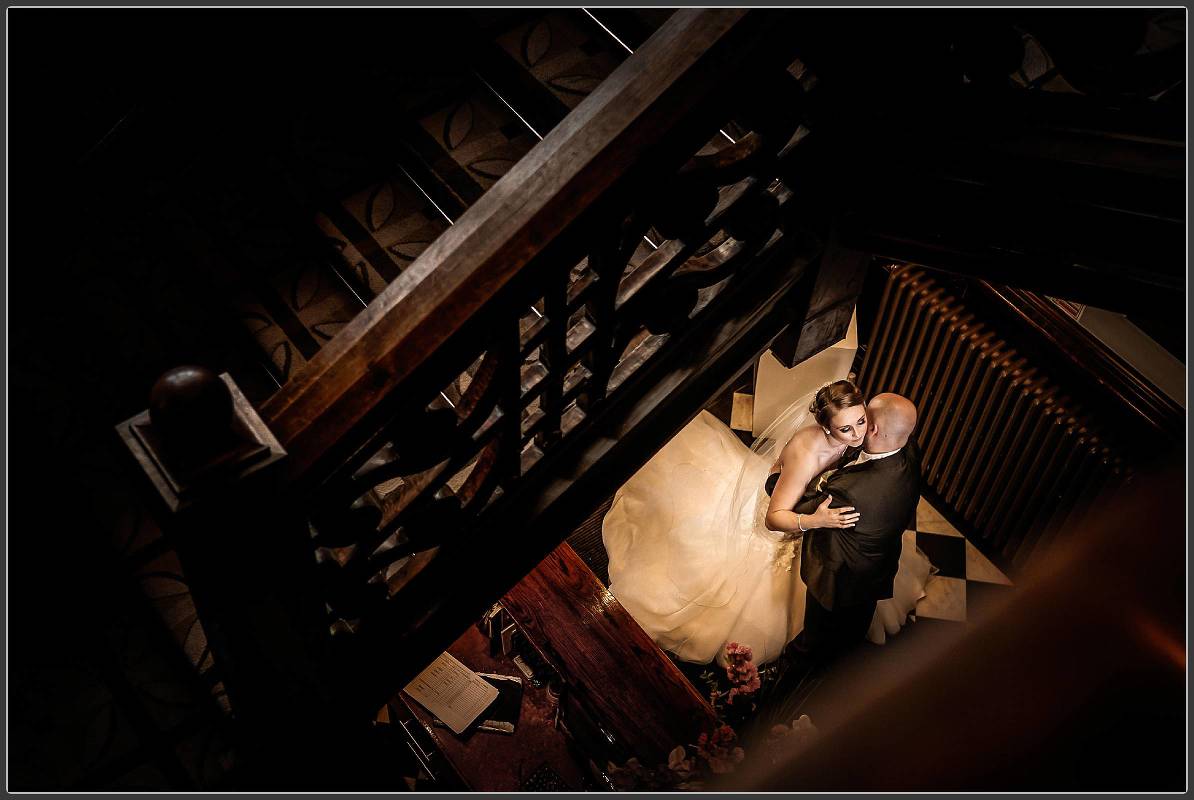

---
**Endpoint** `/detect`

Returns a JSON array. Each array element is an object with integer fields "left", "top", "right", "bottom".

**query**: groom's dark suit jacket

[{"left": 793, "top": 443, "right": 921, "bottom": 611}]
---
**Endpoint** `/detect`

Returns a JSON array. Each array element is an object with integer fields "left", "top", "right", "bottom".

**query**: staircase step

[
  {"left": 159, "top": 9, "right": 651, "bottom": 400},
  {"left": 583, "top": 8, "right": 676, "bottom": 52},
  {"left": 415, "top": 84, "right": 540, "bottom": 192},
  {"left": 493, "top": 10, "right": 626, "bottom": 112},
  {"left": 314, "top": 175, "right": 450, "bottom": 295}
]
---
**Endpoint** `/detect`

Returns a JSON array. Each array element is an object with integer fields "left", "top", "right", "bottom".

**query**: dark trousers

[
  {"left": 788, "top": 592, "right": 877, "bottom": 665},
  {"left": 762, "top": 592, "right": 877, "bottom": 727}
]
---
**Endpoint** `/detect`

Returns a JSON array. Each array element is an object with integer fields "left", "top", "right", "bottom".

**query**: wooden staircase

[
  {"left": 152, "top": 10, "right": 676, "bottom": 395},
  {"left": 71, "top": 7, "right": 1182, "bottom": 789},
  {"left": 105, "top": 10, "right": 825, "bottom": 786}
]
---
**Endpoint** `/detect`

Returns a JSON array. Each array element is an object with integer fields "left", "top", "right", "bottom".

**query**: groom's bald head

[{"left": 864, "top": 393, "right": 917, "bottom": 452}]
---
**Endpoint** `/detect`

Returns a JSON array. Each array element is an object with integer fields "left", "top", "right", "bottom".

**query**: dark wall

[{"left": 8, "top": 10, "right": 501, "bottom": 788}]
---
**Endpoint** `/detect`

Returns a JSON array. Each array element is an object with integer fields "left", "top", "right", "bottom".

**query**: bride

[{"left": 602, "top": 379, "right": 931, "bottom": 667}]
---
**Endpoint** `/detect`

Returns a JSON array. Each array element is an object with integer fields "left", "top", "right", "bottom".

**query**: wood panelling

[{"left": 501, "top": 543, "right": 718, "bottom": 764}]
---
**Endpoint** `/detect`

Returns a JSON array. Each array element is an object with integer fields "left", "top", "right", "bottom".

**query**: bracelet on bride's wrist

[{"left": 797, "top": 514, "right": 807, "bottom": 532}]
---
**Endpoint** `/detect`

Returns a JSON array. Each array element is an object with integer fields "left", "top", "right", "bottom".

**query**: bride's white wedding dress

[{"left": 603, "top": 410, "right": 932, "bottom": 667}]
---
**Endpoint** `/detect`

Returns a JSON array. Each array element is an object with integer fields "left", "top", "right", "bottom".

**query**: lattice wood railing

[
  {"left": 251, "top": 9, "right": 850, "bottom": 694},
  {"left": 118, "top": 10, "right": 870, "bottom": 779}
]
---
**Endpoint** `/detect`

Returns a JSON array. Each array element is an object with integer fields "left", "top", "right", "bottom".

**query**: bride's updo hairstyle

[{"left": 809, "top": 379, "right": 865, "bottom": 428}]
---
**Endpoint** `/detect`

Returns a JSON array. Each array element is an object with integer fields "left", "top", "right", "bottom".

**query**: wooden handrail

[
  {"left": 976, "top": 282, "right": 1183, "bottom": 445},
  {"left": 260, "top": 9, "right": 770, "bottom": 484}
]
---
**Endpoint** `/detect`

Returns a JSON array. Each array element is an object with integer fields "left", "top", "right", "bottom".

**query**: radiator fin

[{"left": 858, "top": 266, "right": 1125, "bottom": 572}]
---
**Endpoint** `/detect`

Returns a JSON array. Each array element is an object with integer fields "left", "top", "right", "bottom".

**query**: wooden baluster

[
  {"left": 579, "top": 213, "right": 651, "bottom": 410},
  {"left": 498, "top": 313, "right": 525, "bottom": 485},
  {"left": 535, "top": 268, "right": 569, "bottom": 451},
  {"left": 578, "top": 234, "right": 623, "bottom": 411}
]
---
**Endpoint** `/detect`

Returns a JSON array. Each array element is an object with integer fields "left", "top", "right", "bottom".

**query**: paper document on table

[{"left": 404, "top": 651, "right": 500, "bottom": 735}]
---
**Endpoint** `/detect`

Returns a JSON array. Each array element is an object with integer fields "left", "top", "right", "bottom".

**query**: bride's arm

[
  {"left": 765, "top": 435, "right": 859, "bottom": 535},
  {"left": 764, "top": 457, "right": 817, "bottom": 534}
]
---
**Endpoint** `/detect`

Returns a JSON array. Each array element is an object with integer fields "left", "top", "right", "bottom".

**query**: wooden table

[
  {"left": 396, "top": 542, "right": 718, "bottom": 789},
  {"left": 500, "top": 543, "right": 719, "bottom": 764},
  {"left": 398, "top": 623, "right": 589, "bottom": 791}
]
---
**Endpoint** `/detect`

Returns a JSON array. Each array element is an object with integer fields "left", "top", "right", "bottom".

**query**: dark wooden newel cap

[{"left": 149, "top": 365, "right": 235, "bottom": 450}]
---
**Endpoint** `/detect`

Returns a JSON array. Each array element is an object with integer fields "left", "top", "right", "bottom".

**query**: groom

[{"left": 767, "top": 393, "right": 921, "bottom": 713}]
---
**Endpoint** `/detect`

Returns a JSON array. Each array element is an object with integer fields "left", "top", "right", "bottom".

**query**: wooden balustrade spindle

[
  {"left": 497, "top": 313, "right": 526, "bottom": 484},
  {"left": 583, "top": 234, "right": 624, "bottom": 411},
  {"left": 535, "top": 271, "right": 568, "bottom": 451}
]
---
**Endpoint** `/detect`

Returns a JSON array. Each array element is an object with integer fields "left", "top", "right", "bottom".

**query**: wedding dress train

[{"left": 603, "top": 410, "right": 932, "bottom": 667}]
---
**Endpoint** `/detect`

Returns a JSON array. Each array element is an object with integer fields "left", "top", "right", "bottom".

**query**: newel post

[
  {"left": 769, "top": 237, "right": 872, "bottom": 367},
  {"left": 118, "top": 366, "right": 287, "bottom": 515},
  {"left": 116, "top": 367, "right": 367, "bottom": 786}
]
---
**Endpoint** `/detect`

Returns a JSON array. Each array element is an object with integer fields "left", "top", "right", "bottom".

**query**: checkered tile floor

[
  {"left": 722, "top": 390, "right": 1015, "bottom": 624},
  {"left": 911, "top": 498, "right": 1013, "bottom": 622}
]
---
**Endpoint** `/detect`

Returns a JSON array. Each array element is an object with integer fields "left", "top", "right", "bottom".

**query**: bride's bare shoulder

[{"left": 780, "top": 425, "right": 831, "bottom": 460}]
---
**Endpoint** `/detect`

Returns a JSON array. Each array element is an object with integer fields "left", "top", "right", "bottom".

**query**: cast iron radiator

[{"left": 857, "top": 265, "right": 1126, "bottom": 573}]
